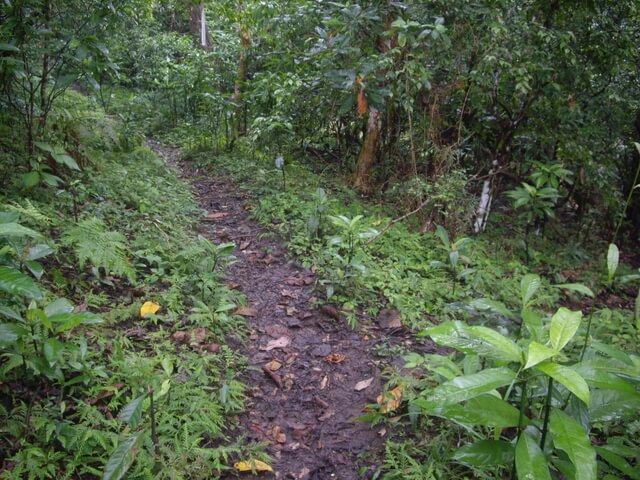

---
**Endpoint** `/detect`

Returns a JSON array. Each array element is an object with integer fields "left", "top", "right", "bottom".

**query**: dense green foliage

[{"left": 1, "top": 0, "right": 639, "bottom": 478}]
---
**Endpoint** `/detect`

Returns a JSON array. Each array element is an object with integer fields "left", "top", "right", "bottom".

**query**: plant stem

[
  {"left": 612, "top": 144, "right": 640, "bottom": 244},
  {"left": 540, "top": 377, "right": 554, "bottom": 449},
  {"left": 579, "top": 298, "right": 596, "bottom": 362},
  {"left": 149, "top": 387, "right": 160, "bottom": 456}
]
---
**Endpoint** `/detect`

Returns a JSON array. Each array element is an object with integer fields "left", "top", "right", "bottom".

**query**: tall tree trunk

[
  {"left": 352, "top": 2, "right": 395, "bottom": 193},
  {"left": 353, "top": 107, "right": 382, "bottom": 193},
  {"left": 189, "top": 2, "right": 211, "bottom": 49},
  {"left": 232, "top": 26, "right": 250, "bottom": 139},
  {"left": 39, "top": 0, "right": 51, "bottom": 130}
]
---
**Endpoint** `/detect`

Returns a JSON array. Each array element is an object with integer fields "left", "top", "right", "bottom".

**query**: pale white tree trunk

[
  {"left": 200, "top": 5, "right": 207, "bottom": 48},
  {"left": 473, "top": 160, "right": 498, "bottom": 233}
]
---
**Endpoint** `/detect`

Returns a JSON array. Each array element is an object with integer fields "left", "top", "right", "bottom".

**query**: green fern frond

[
  {"left": 3, "top": 200, "right": 52, "bottom": 224},
  {"left": 62, "top": 217, "right": 135, "bottom": 282}
]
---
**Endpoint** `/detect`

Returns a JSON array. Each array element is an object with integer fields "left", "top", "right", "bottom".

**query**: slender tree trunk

[
  {"left": 473, "top": 159, "right": 498, "bottom": 233},
  {"left": 39, "top": 0, "right": 51, "bottom": 130},
  {"left": 189, "top": 2, "right": 211, "bottom": 49},
  {"left": 353, "top": 107, "right": 382, "bottom": 193},
  {"left": 232, "top": 26, "right": 250, "bottom": 139}
]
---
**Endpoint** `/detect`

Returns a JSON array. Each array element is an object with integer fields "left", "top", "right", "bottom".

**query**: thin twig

[{"left": 366, "top": 198, "right": 433, "bottom": 245}]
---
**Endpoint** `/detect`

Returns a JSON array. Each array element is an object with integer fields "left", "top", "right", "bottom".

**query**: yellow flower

[{"left": 140, "top": 301, "right": 160, "bottom": 317}]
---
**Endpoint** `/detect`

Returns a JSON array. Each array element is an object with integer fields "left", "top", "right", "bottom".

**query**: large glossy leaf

[
  {"left": 44, "top": 298, "right": 74, "bottom": 317},
  {"left": 516, "top": 432, "right": 552, "bottom": 480},
  {"left": 0, "top": 266, "right": 42, "bottom": 299},
  {"left": 118, "top": 394, "right": 146, "bottom": 428},
  {"left": 0, "top": 223, "right": 42, "bottom": 239},
  {"left": 102, "top": 431, "right": 144, "bottom": 480},
  {"left": 536, "top": 362, "right": 590, "bottom": 405},
  {"left": 524, "top": 342, "right": 558, "bottom": 369},
  {"left": 549, "top": 308, "right": 582, "bottom": 352},
  {"left": 589, "top": 390, "right": 640, "bottom": 422},
  {"left": 549, "top": 409, "right": 597, "bottom": 480},
  {"left": 607, "top": 243, "right": 619, "bottom": 283},
  {"left": 418, "top": 367, "right": 517, "bottom": 410},
  {"left": 573, "top": 364, "right": 636, "bottom": 393},
  {"left": 452, "top": 440, "right": 514, "bottom": 467},
  {"left": 522, "top": 309, "right": 543, "bottom": 342},
  {"left": 50, "top": 312, "right": 103, "bottom": 333},
  {"left": 521, "top": 274, "right": 541, "bottom": 307},
  {"left": 468, "top": 298, "right": 514, "bottom": 317},
  {"left": 0, "top": 323, "right": 19, "bottom": 347},
  {"left": 27, "top": 244, "right": 54, "bottom": 261},
  {"left": 438, "top": 394, "right": 525, "bottom": 428},
  {"left": 596, "top": 447, "right": 640, "bottom": 480},
  {"left": 425, "top": 321, "right": 522, "bottom": 362},
  {"left": 555, "top": 283, "right": 594, "bottom": 297}
]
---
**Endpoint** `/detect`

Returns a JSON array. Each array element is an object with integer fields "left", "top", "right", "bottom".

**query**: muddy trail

[{"left": 152, "top": 142, "right": 385, "bottom": 479}]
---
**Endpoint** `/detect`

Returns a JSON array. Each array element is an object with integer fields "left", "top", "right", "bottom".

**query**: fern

[
  {"left": 2, "top": 200, "right": 51, "bottom": 224},
  {"left": 62, "top": 217, "right": 135, "bottom": 282}
]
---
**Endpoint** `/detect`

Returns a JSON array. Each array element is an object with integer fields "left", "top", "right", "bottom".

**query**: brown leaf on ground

[
  {"left": 354, "top": 377, "right": 374, "bottom": 391},
  {"left": 261, "top": 336, "right": 291, "bottom": 351},
  {"left": 264, "top": 359, "right": 282, "bottom": 371},
  {"left": 190, "top": 327, "right": 207, "bottom": 345},
  {"left": 319, "top": 304, "right": 340, "bottom": 320},
  {"left": 201, "top": 343, "right": 220, "bottom": 354},
  {"left": 286, "top": 306, "right": 299, "bottom": 316},
  {"left": 265, "top": 324, "right": 289, "bottom": 338},
  {"left": 376, "top": 385, "right": 403, "bottom": 413},
  {"left": 319, "top": 375, "right": 328, "bottom": 390},
  {"left": 377, "top": 309, "right": 402, "bottom": 329},
  {"left": 235, "top": 306, "right": 258, "bottom": 317},
  {"left": 280, "top": 289, "right": 300, "bottom": 299},
  {"left": 323, "top": 353, "right": 346, "bottom": 364},
  {"left": 318, "top": 410, "right": 335, "bottom": 421},
  {"left": 204, "top": 212, "right": 228, "bottom": 221},
  {"left": 284, "top": 276, "right": 305, "bottom": 286},
  {"left": 171, "top": 331, "right": 190, "bottom": 344},
  {"left": 240, "top": 240, "right": 251, "bottom": 250}
]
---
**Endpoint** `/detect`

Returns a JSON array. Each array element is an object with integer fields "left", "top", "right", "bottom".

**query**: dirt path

[{"left": 152, "top": 142, "right": 384, "bottom": 479}]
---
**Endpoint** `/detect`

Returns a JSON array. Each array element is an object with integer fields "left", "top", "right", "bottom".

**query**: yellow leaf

[
  {"left": 376, "top": 385, "right": 403, "bottom": 414},
  {"left": 234, "top": 459, "right": 273, "bottom": 473},
  {"left": 140, "top": 301, "right": 160, "bottom": 317}
]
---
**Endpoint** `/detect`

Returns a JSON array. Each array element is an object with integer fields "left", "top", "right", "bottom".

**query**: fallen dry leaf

[
  {"left": 140, "top": 301, "right": 160, "bottom": 318},
  {"left": 354, "top": 377, "right": 374, "bottom": 391},
  {"left": 284, "top": 276, "right": 305, "bottom": 286},
  {"left": 204, "top": 212, "right": 228, "bottom": 221},
  {"left": 285, "top": 306, "right": 299, "bottom": 316},
  {"left": 318, "top": 410, "right": 335, "bottom": 421},
  {"left": 280, "top": 289, "right": 299, "bottom": 299},
  {"left": 201, "top": 343, "right": 220, "bottom": 354},
  {"left": 264, "top": 359, "right": 282, "bottom": 371},
  {"left": 235, "top": 306, "right": 258, "bottom": 317},
  {"left": 240, "top": 240, "right": 251, "bottom": 250},
  {"left": 376, "top": 385, "right": 403, "bottom": 413},
  {"left": 264, "top": 325, "right": 289, "bottom": 338},
  {"left": 320, "top": 375, "right": 328, "bottom": 390},
  {"left": 190, "top": 327, "right": 207, "bottom": 345},
  {"left": 234, "top": 459, "right": 273, "bottom": 473},
  {"left": 171, "top": 331, "right": 190, "bottom": 344},
  {"left": 261, "top": 336, "right": 291, "bottom": 351},
  {"left": 323, "top": 353, "right": 346, "bottom": 364}
]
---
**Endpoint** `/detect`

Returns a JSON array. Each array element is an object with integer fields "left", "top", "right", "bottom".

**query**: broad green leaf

[
  {"left": 24, "top": 261, "right": 43, "bottom": 279},
  {"left": 118, "top": 394, "right": 146, "bottom": 428},
  {"left": 596, "top": 447, "right": 640, "bottom": 480},
  {"left": 550, "top": 409, "right": 597, "bottom": 480},
  {"left": 516, "top": 432, "right": 552, "bottom": 480},
  {"left": 521, "top": 274, "right": 541, "bottom": 307},
  {"left": 452, "top": 440, "right": 514, "bottom": 467},
  {"left": 468, "top": 298, "right": 513, "bottom": 317},
  {"left": 51, "top": 312, "right": 102, "bottom": 333},
  {"left": 425, "top": 321, "right": 521, "bottom": 362},
  {"left": 524, "top": 342, "right": 558, "bottom": 369},
  {"left": 607, "top": 243, "right": 619, "bottom": 283},
  {"left": 419, "top": 367, "right": 517, "bottom": 409},
  {"left": 102, "top": 431, "right": 144, "bottom": 480},
  {"left": 44, "top": 298, "right": 74, "bottom": 317},
  {"left": 0, "top": 323, "right": 19, "bottom": 346},
  {"left": 0, "top": 43, "right": 20, "bottom": 52},
  {"left": 26, "top": 244, "right": 53, "bottom": 261},
  {"left": 589, "top": 390, "right": 640, "bottom": 422},
  {"left": 0, "top": 305, "right": 22, "bottom": 321},
  {"left": 0, "top": 223, "right": 42, "bottom": 239},
  {"left": 438, "top": 394, "right": 525, "bottom": 428},
  {"left": 555, "top": 283, "right": 594, "bottom": 297},
  {"left": 22, "top": 172, "right": 40, "bottom": 188},
  {"left": 549, "top": 308, "right": 582, "bottom": 352},
  {"left": 573, "top": 364, "right": 636, "bottom": 393},
  {"left": 522, "top": 309, "right": 543, "bottom": 342},
  {"left": 52, "top": 152, "right": 80, "bottom": 171},
  {"left": 435, "top": 225, "right": 450, "bottom": 247},
  {"left": 536, "top": 362, "right": 590, "bottom": 405},
  {"left": 0, "top": 266, "right": 42, "bottom": 299}
]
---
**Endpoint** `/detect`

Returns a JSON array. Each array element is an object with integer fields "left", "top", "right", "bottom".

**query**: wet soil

[{"left": 152, "top": 142, "right": 385, "bottom": 479}]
